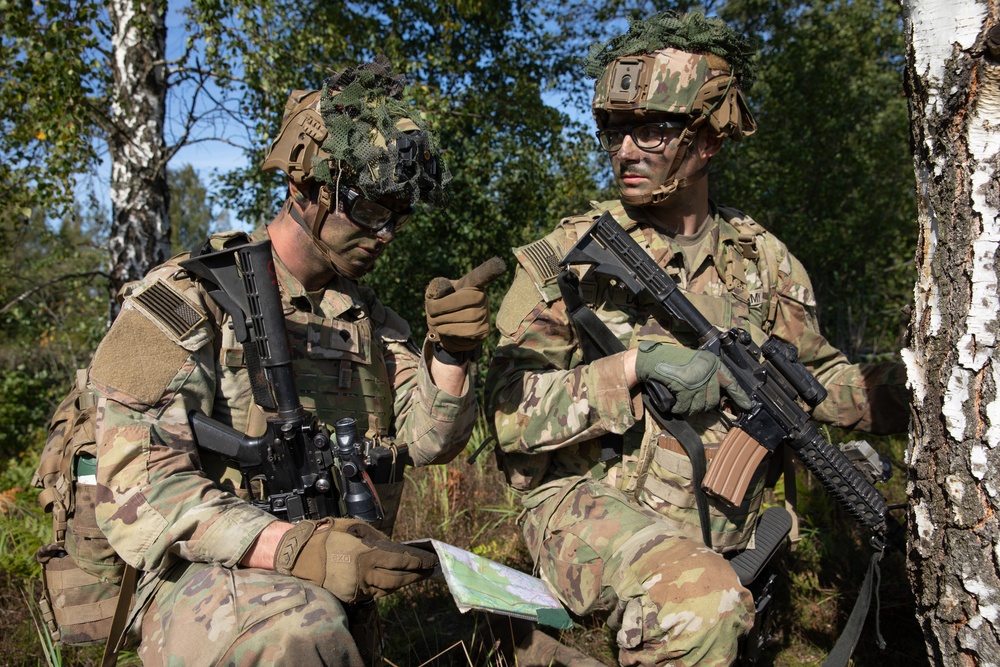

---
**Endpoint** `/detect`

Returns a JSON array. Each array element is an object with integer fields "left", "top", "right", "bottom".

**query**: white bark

[
  {"left": 107, "top": 0, "right": 169, "bottom": 318},
  {"left": 903, "top": 0, "right": 1000, "bottom": 663}
]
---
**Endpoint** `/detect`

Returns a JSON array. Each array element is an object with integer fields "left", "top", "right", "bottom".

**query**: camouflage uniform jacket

[
  {"left": 90, "top": 224, "right": 477, "bottom": 579},
  {"left": 486, "top": 200, "right": 908, "bottom": 550}
]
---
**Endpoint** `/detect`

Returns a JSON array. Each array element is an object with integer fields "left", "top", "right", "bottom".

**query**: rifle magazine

[{"left": 702, "top": 429, "right": 769, "bottom": 506}]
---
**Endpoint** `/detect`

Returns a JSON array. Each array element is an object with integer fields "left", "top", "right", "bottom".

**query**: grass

[
  {"left": 0, "top": 419, "right": 928, "bottom": 666},
  {"left": 24, "top": 587, "right": 62, "bottom": 667}
]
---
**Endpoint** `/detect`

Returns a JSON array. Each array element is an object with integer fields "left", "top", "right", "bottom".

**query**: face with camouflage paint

[
  {"left": 604, "top": 110, "right": 722, "bottom": 211},
  {"left": 313, "top": 191, "right": 410, "bottom": 279}
]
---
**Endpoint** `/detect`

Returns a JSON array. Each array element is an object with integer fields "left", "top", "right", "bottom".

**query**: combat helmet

[
  {"left": 262, "top": 57, "right": 450, "bottom": 273},
  {"left": 587, "top": 11, "right": 757, "bottom": 206}
]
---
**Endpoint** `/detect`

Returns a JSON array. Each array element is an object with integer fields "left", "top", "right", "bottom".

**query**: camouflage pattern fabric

[
  {"left": 90, "top": 224, "right": 477, "bottom": 659},
  {"left": 486, "top": 199, "right": 909, "bottom": 662},
  {"left": 136, "top": 562, "right": 361, "bottom": 666},
  {"left": 522, "top": 477, "right": 753, "bottom": 667},
  {"left": 592, "top": 48, "right": 722, "bottom": 116}
]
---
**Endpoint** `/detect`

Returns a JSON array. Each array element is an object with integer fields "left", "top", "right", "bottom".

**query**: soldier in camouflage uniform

[
  {"left": 89, "top": 58, "right": 488, "bottom": 665},
  {"left": 485, "top": 12, "right": 909, "bottom": 667}
]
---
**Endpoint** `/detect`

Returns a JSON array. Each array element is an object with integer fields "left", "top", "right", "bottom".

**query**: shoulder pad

[
  {"left": 91, "top": 263, "right": 215, "bottom": 410},
  {"left": 183, "top": 230, "right": 253, "bottom": 260},
  {"left": 557, "top": 199, "right": 623, "bottom": 235},
  {"left": 557, "top": 214, "right": 600, "bottom": 246},
  {"left": 718, "top": 207, "right": 796, "bottom": 280},
  {"left": 717, "top": 206, "right": 774, "bottom": 267},
  {"left": 513, "top": 230, "right": 569, "bottom": 304},
  {"left": 210, "top": 230, "right": 252, "bottom": 250},
  {"left": 125, "top": 266, "right": 214, "bottom": 353},
  {"left": 513, "top": 202, "right": 621, "bottom": 303},
  {"left": 718, "top": 205, "right": 767, "bottom": 236},
  {"left": 356, "top": 285, "right": 411, "bottom": 342}
]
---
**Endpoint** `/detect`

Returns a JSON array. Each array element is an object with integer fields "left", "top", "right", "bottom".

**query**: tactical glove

[
  {"left": 426, "top": 257, "right": 506, "bottom": 354},
  {"left": 273, "top": 518, "right": 438, "bottom": 603},
  {"left": 634, "top": 341, "right": 751, "bottom": 416}
]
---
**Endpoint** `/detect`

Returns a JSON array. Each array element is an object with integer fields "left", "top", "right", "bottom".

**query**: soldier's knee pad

[
  {"left": 610, "top": 527, "right": 753, "bottom": 664},
  {"left": 612, "top": 524, "right": 745, "bottom": 601},
  {"left": 524, "top": 479, "right": 657, "bottom": 617},
  {"left": 536, "top": 523, "right": 607, "bottom": 616}
]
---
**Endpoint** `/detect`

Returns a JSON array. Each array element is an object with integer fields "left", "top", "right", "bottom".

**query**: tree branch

[{"left": 0, "top": 271, "right": 110, "bottom": 316}]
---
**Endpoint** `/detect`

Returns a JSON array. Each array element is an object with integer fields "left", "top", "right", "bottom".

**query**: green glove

[
  {"left": 634, "top": 341, "right": 750, "bottom": 416},
  {"left": 274, "top": 518, "right": 438, "bottom": 603}
]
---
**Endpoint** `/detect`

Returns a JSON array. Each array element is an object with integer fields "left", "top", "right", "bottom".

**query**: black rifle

[
  {"left": 561, "top": 212, "right": 904, "bottom": 551},
  {"left": 178, "top": 240, "right": 383, "bottom": 524}
]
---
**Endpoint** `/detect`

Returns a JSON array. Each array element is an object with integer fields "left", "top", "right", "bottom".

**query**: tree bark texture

[
  {"left": 107, "top": 0, "right": 169, "bottom": 319},
  {"left": 902, "top": 0, "right": 1000, "bottom": 664}
]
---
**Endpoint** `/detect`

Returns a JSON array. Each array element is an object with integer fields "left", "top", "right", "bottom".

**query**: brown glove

[
  {"left": 425, "top": 257, "right": 506, "bottom": 353},
  {"left": 273, "top": 518, "right": 438, "bottom": 603}
]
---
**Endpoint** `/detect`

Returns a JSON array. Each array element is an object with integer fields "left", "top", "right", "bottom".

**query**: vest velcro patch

[
  {"left": 519, "top": 238, "right": 561, "bottom": 285},
  {"left": 133, "top": 279, "right": 207, "bottom": 341}
]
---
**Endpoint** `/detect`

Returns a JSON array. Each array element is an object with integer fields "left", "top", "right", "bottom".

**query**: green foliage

[
  {"left": 0, "top": 197, "right": 107, "bottom": 463},
  {"left": 715, "top": 0, "right": 916, "bottom": 358},
  {"left": 169, "top": 164, "right": 225, "bottom": 254},
  {"left": 0, "top": 369, "right": 55, "bottom": 462},
  {"left": 0, "top": 0, "right": 924, "bottom": 663},
  {"left": 0, "top": 487, "right": 45, "bottom": 580},
  {"left": 0, "top": 0, "right": 110, "bottom": 221}
]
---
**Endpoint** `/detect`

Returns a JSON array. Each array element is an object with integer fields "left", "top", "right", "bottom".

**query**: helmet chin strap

[
  {"left": 619, "top": 116, "right": 709, "bottom": 207},
  {"left": 284, "top": 191, "right": 367, "bottom": 281}
]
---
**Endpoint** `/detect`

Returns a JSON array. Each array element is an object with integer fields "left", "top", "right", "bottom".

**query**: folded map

[{"left": 408, "top": 539, "right": 573, "bottom": 630}]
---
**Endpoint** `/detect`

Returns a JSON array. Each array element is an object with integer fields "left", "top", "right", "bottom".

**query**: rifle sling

[
  {"left": 822, "top": 548, "right": 886, "bottom": 667},
  {"left": 100, "top": 564, "right": 137, "bottom": 667},
  {"left": 556, "top": 270, "right": 713, "bottom": 548},
  {"left": 556, "top": 270, "right": 625, "bottom": 463}
]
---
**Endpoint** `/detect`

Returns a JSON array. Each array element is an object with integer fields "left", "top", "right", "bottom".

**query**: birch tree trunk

[
  {"left": 106, "top": 0, "right": 169, "bottom": 319},
  {"left": 902, "top": 0, "right": 1000, "bottom": 664}
]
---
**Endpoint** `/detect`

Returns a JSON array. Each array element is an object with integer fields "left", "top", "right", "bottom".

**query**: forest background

[{"left": 0, "top": 0, "right": 921, "bottom": 665}]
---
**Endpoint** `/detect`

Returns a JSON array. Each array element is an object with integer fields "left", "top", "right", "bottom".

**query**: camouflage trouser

[
  {"left": 522, "top": 477, "right": 754, "bottom": 667},
  {"left": 132, "top": 561, "right": 363, "bottom": 666}
]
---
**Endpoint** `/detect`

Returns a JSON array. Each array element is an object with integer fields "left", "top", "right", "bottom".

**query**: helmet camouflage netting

[
  {"left": 261, "top": 56, "right": 450, "bottom": 207},
  {"left": 314, "top": 57, "right": 451, "bottom": 206},
  {"left": 584, "top": 11, "right": 756, "bottom": 90}
]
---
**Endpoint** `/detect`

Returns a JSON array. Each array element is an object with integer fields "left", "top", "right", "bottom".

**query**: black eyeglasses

[
  {"left": 595, "top": 120, "right": 687, "bottom": 153},
  {"left": 340, "top": 187, "right": 412, "bottom": 233}
]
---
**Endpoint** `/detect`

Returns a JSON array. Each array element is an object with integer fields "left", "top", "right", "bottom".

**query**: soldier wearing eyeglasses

[
  {"left": 88, "top": 58, "right": 489, "bottom": 665},
  {"left": 485, "top": 12, "right": 909, "bottom": 666}
]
